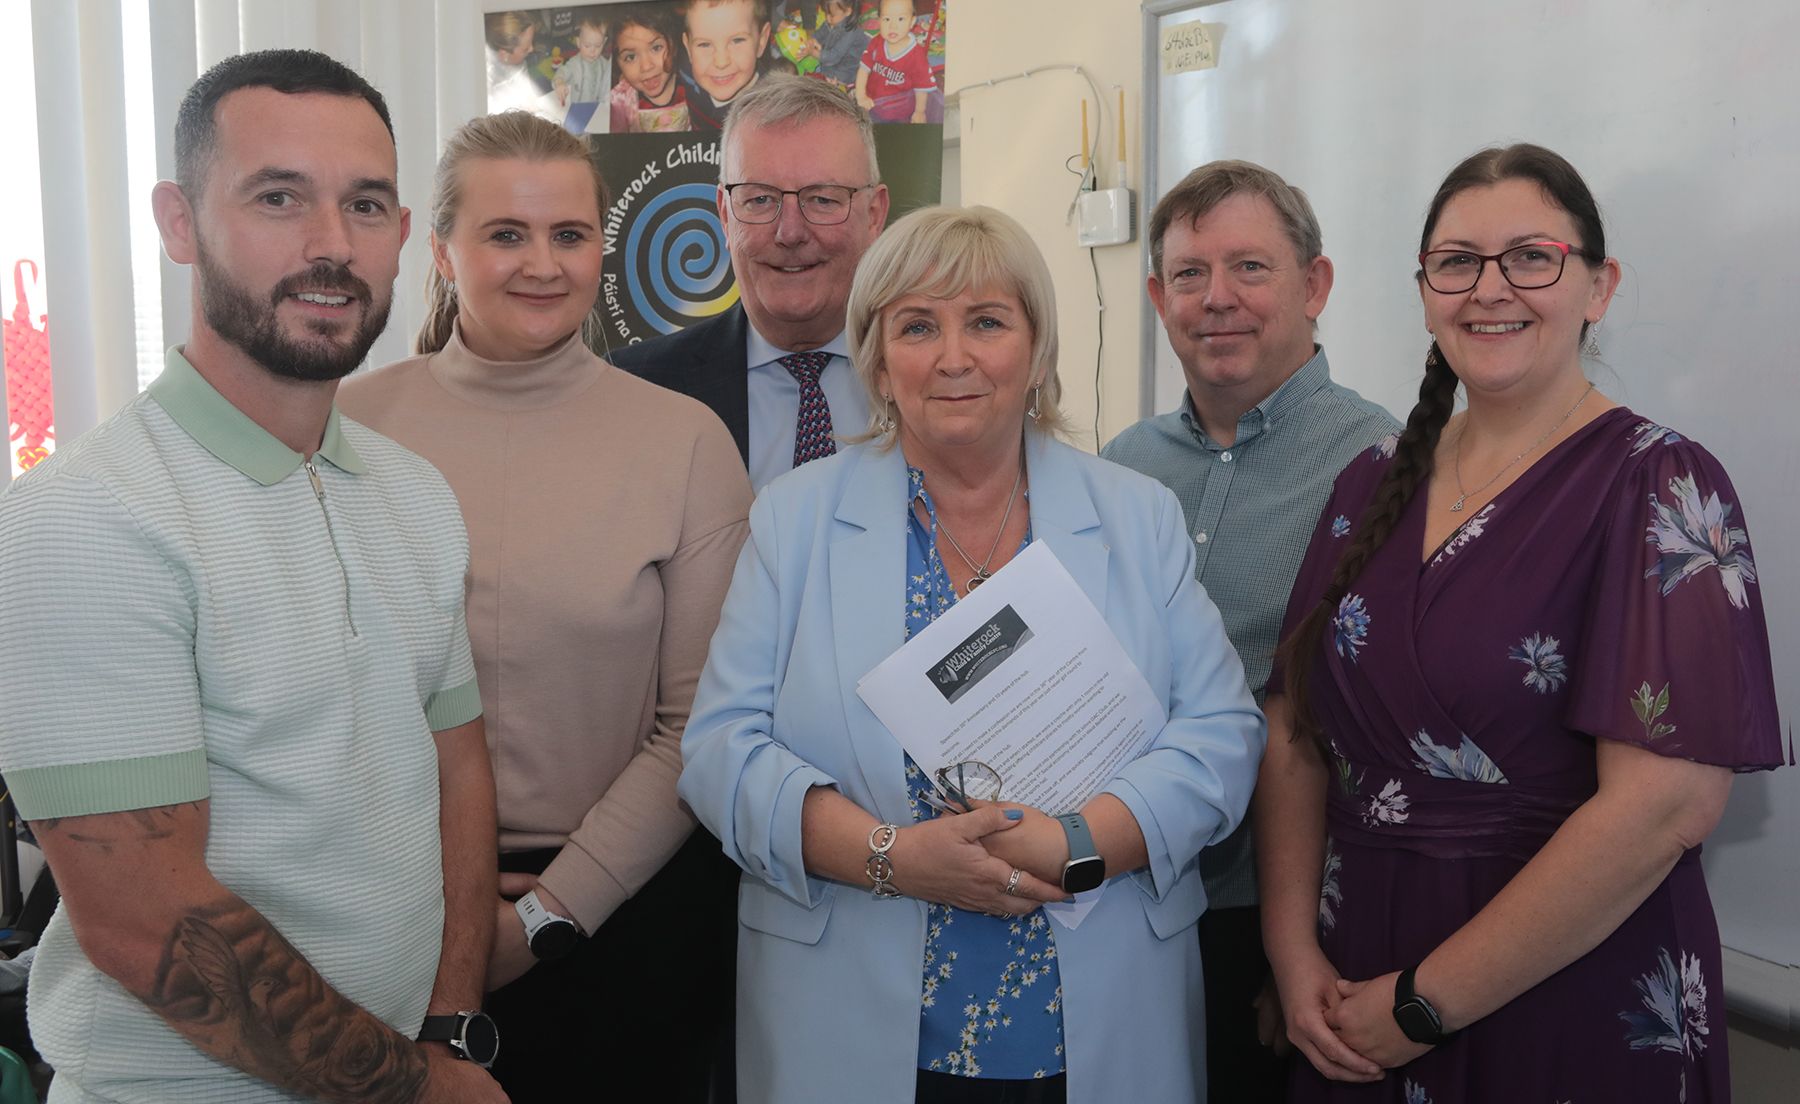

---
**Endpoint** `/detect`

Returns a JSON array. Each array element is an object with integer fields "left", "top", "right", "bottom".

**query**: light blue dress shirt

[{"left": 744, "top": 328, "right": 871, "bottom": 494}]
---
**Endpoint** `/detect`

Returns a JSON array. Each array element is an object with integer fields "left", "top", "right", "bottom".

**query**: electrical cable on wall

[
  {"left": 953, "top": 65, "right": 1116, "bottom": 449},
  {"left": 1063, "top": 153, "right": 1105, "bottom": 449}
]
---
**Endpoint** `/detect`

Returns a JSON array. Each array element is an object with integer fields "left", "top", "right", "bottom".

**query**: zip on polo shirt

[{"left": 302, "top": 457, "right": 358, "bottom": 637}]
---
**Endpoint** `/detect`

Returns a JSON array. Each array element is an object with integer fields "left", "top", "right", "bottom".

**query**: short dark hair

[
  {"left": 1148, "top": 160, "right": 1322, "bottom": 278},
  {"left": 175, "top": 49, "right": 393, "bottom": 199}
]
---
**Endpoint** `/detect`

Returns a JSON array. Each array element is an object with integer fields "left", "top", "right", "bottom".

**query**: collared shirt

[
  {"left": 745, "top": 326, "right": 870, "bottom": 494},
  {"left": 1101, "top": 346, "right": 1397, "bottom": 908},
  {"left": 0, "top": 348, "right": 479, "bottom": 1101}
]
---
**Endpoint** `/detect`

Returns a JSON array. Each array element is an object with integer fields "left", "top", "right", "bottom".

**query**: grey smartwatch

[{"left": 1056, "top": 813, "right": 1106, "bottom": 893}]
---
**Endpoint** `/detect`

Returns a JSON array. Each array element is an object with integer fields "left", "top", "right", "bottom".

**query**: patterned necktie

[{"left": 780, "top": 351, "right": 837, "bottom": 467}]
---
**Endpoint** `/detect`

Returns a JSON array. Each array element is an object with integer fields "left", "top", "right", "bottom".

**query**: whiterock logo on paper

[{"left": 928, "top": 605, "right": 1034, "bottom": 705}]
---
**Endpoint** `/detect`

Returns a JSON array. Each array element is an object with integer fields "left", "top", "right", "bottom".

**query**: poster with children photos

[{"left": 481, "top": 2, "right": 946, "bottom": 347}]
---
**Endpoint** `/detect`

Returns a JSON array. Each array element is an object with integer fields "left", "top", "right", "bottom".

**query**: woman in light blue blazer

[{"left": 678, "top": 206, "right": 1266, "bottom": 1104}]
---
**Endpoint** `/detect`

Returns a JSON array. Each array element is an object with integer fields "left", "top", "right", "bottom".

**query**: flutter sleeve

[{"left": 1565, "top": 434, "right": 1783, "bottom": 770}]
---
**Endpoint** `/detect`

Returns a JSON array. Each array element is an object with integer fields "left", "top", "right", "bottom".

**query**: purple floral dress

[{"left": 1276, "top": 407, "right": 1783, "bottom": 1103}]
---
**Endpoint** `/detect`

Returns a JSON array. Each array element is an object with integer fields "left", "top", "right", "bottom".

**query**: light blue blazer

[{"left": 679, "top": 432, "right": 1267, "bottom": 1104}]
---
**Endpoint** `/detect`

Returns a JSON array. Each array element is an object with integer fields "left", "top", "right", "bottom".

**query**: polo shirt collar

[
  {"left": 746, "top": 326, "right": 852, "bottom": 372},
  {"left": 148, "top": 347, "right": 366, "bottom": 485},
  {"left": 1181, "top": 345, "right": 1333, "bottom": 449}
]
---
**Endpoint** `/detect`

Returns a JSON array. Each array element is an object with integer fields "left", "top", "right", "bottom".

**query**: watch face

[
  {"left": 1062, "top": 855, "right": 1106, "bottom": 894},
  {"left": 1393, "top": 998, "right": 1442, "bottom": 1044},
  {"left": 461, "top": 1012, "right": 501, "bottom": 1067},
  {"left": 529, "top": 918, "right": 581, "bottom": 961}
]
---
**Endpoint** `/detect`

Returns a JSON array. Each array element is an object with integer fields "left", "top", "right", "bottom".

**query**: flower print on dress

[
  {"left": 1332, "top": 594, "right": 1371, "bottom": 661},
  {"left": 1362, "top": 777, "right": 1411, "bottom": 827},
  {"left": 1645, "top": 472, "right": 1757, "bottom": 609},
  {"left": 1630, "top": 420, "right": 1684, "bottom": 455},
  {"left": 1409, "top": 729, "right": 1509, "bottom": 784},
  {"left": 1430, "top": 503, "right": 1496, "bottom": 567},
  {"left": 1370, "top": 432, "right": 1399, "bottom": 460},
  {"left": 1330, "top": 514, "right": 1351, "bottom": 539},
  {"left": 1630, "top": 682, "right": 1677, "bottom": 741},
  {"left": 1620, "top": 947, "right": 1710, "bottom": 1062},
  {"left": 1328, "top": 741, "right": 1363, "bottom": 797},
  {"left": 1403, "top": 1078, "right": 1435, "bottom": 1104},
  {"left": 1509, "top": 633, "right": 1568, "bottom": 693},
  {"left": 1318, "top": 840, "right": 1343, "bottom": 934}
]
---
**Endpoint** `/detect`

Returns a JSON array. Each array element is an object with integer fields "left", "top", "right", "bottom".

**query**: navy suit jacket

[{"left": 607, "top": 305, "right": 752, "bottom": 465}]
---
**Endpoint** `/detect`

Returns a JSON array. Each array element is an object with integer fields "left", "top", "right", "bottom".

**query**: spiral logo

[{"left": 623, "top": 183, "right": 738, "bottom": 335}]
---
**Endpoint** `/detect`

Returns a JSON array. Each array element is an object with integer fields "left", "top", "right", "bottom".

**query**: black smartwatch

[
  {"left": 417, "top": 1010, "right": 500, "bottom": 1068},
  {"left": 516, "top": 890, "right": 581, "bottom": 961},
  {"left": 1056, "top": 813, "right": 1106, "bottom": 893},
  {"left": 1392, "top": 965, "right": 1454, "bottom": 1045}
]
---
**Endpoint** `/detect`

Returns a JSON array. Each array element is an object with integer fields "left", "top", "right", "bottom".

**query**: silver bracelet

[{"left": 866, "top": 823, "right": 901, "bottom": 898}]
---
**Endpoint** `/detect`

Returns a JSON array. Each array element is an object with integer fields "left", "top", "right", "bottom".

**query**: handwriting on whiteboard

[{"left": 1161, "top": 20, "right": 1218, "bottom": 75}]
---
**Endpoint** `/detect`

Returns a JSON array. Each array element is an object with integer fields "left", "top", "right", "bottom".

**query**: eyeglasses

[
  {"left": 722, "top": 182, "right": 875, "bottom": 225},
  {"left": 1417, "top": 240, "right": 1597, "bottom": 294},
  {"left": 931, "top": 760, "right": 1002, "bottom": 813}
]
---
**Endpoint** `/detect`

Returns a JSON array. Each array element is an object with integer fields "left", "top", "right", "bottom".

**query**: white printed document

[{"left": 856, "top": 542, "right": 1167, "bottom": 927}]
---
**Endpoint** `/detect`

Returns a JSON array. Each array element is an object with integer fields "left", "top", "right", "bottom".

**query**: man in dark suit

[{"left": 610, "top": 75, "right": 889, "bottom": 492}]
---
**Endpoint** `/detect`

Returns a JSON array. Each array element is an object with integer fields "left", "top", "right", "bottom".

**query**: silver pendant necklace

[
  {"left": 1451, "top": 382, "right": 1595, "bottom": 512},
  {"left": 934, "top": 460, "right": 1025, "bottom": 594}
]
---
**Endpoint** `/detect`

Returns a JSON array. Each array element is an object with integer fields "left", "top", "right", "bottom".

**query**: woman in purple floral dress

[{"left": 1255, "top": 144, "right": 1783, "bottom": 1103}]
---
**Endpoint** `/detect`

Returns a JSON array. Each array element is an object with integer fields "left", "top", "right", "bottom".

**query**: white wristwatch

[{"left": 515, "top": 889, "right": 581, "bottom": 961}]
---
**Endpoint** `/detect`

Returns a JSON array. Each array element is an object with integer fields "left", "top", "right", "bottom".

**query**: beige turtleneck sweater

[{"left": 337, "top": 328, "right": 750, "bottom": 931}]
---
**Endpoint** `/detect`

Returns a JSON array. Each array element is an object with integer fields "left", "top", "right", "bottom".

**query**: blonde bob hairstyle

[
  {"left": 846, "top": 205, "right": 1069, "bottom": 447},
  {"left": 416, "top": 111, "right": 611, "bottom": 355}
]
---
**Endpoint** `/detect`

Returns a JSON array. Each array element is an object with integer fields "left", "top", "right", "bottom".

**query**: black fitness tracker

[
  {"left": 515, "top": 889, "right": 581, "bottom": 961},
  {"left": 417, "top": 1010, "right": 500, "bottom": 1068},
  {"left": 1392, "top": 965, "right": 1454, "bottom": 1045},
  {"left": 1056, "top": 813, "right": 1106, "bottom": 893}
]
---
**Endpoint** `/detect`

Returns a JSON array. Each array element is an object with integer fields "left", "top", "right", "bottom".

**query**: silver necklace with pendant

[
  {"left": 1450, "top": 382, "right": 1595, "bottom": 512},
  {"left": 934, "top": 460, "right": 1024, "bottom": 594}
]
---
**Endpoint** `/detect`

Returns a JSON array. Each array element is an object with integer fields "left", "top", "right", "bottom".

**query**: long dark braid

[
  {"left": 1277, "top": 141, "right": 1610, "bottom": 751},
  {"left": 1277, "top": 342, "right": 1458, "bottom": 750}
]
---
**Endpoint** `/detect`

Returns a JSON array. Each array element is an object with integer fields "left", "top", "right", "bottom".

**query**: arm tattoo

[
  {"left": 145, "top": 898, "right": 429, "bottom": 1104},
  {"left": 31, "top": 804, "right": 198, "bottom": 854}
]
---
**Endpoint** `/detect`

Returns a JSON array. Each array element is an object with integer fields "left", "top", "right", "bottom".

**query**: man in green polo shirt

[
  {"left": 1102, "top": 161, "right": 1399, "bottom": 1102},
  {"left": 0, "top": 51, "right": 505, "bottom": 1102}
]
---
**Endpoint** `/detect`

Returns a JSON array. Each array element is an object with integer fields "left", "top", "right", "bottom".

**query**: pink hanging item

[{"left": 2, "top": 259, "right": 54, "bottom": 471}]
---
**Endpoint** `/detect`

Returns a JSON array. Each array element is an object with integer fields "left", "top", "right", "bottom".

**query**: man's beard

[{"left": 195, "top": 243, "right": 391, "bottom": 382}]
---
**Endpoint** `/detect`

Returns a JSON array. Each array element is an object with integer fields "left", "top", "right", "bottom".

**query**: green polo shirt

[
  {"left": 1103, "top": 348, "right": 1398, "bottom": 909},
  {"left": 0, "top": 348, "right": 479, "bottom": 1103}
]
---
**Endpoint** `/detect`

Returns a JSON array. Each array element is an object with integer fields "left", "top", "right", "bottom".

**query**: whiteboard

[{"left": 1142, "top": 0, "right": 1799, "bottom": 1016}]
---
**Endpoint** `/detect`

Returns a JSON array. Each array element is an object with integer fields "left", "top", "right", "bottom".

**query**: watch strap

[
  {"left": 516, "top": 889, "right": 574, "bottom": 936},
  {"left": 1056, "top": 813, "right": 1104, "bottom": 892},
  {"left": 417, "top": 1010, "right": 500, "bottom": 1068},
  {"left": 1393, "top": 964, "right": 1453, "bottom": 1044},
  {"left": 1057, "top": 813, "right": 1097, "bottom": 862}
]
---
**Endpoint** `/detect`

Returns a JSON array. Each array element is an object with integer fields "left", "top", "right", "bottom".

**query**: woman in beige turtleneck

[{"left": 337, "top": 111, "right": 749, "bottom": 1101}]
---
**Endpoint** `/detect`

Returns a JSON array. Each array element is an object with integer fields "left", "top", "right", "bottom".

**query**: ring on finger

[{"left": 1003, "top": 867, "right": 1022, "bottom": 896}]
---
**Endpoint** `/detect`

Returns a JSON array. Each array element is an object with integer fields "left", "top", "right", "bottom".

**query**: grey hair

[
  {"left": 1148, "top": 159, "right": 1323, "bottom": 277},
  {"left": 845, "top": 205, "right": 1069, "bottom": 447},
  {"left": 719, "top": 74, "right": 880, "bottom": 184}
]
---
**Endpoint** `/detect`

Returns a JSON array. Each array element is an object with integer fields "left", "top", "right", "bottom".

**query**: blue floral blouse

[{"left": 904, "top": 466, "right": 1065, "bottom": 1079}]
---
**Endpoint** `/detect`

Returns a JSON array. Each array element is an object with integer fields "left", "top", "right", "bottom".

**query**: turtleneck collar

[{"left": 427, "top": 324, "right": 605, "bottom": 412}]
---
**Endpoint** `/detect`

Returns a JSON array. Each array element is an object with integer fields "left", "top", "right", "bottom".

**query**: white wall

[{"left": 948, "top": 3, "right": 1148, "bottom": 452}]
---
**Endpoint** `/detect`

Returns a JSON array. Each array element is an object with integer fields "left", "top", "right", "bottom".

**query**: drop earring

[
  {"left": 1026, "top": 384, "right": 1043, "bottom": 421},
  {"left": 876, "top": 394, "right": 895, "bottom": 433}
]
